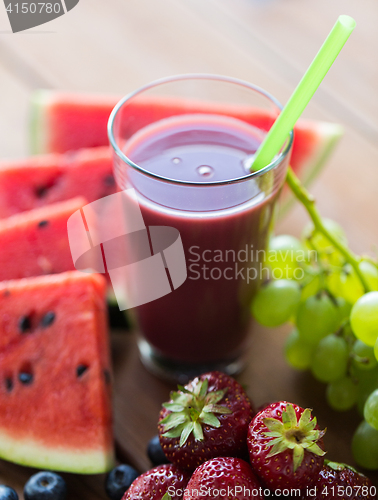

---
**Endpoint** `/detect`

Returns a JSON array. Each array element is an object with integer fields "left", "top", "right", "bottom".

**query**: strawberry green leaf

[
  {"left": 199, "top": 379, "right": 208, "bottom": 398},
  {"left": 282, "top": 404, "right": 298, "bottom": 428},
  {"left": 193, "top": 421, "right": 204, "bottom": 441},
  {"left": 163, "top": 424, "right": 186, "bottom": 439},
  {"left": 177, "top": 385, "right": 193, "bottom": 395},
  {"left": 298, "top": 408, "right": 312, "bottom": 427},
  {"left": 268, "top": 440, "right": 289, "bottom": 457},
  {"left": 204, "top": 404, "right": 232, "bottom": 415},
  {"left": 162, "top": 403, "right": 185, "bottom": 412},
  {"left": 200, "top": 412, "right": 221, "bottom": 428},
  {"left": 293, "top": 445, "right": 305, "bottom": 471},
  {"left": 325, "top": 460, "right": 356, "bottom": 472},
  {"left": 180, "top": 422, "right": 195, "bottom": 447},
  {"left": 205, "top": 389, "right": 227, "bottom": 405},
  {"left": 161, "top": 413, "right": 187, "bottom": 431},
  {"left": 264, "top": 418, "right": 284, "bottom": 433},
  {"left": 307, "top": 442, "right": 326, "bottom": 457},
  {"left": 264, "top": 431, "right": 283, "bottom": 438}
]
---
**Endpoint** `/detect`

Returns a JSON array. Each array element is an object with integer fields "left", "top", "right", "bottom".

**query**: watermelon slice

[
  {"left": 0, "top": 147, "right": 116, "bottom": 218},
  {"left": 0, "top": 197, "right": 86, "bottom": 281},
  {"left": 30, "top": 90, "right": 343, "bottom": 196},
  {"left": 0, "top": 271, "right": 114, "bottom": 473}
]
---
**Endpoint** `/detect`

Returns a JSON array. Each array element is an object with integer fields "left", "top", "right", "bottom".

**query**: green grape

[
  {"left": 311, "top": 334, "right": 349, "bottom": 382},
  {"left": 358, "top": 386, "right": 378, "bottom": 418},
  {"left": 302, "top": 218, "right": 347, "bottom": 265},
  {"left": 364, "top": 389, "right": 378, "bottom": 430},
  {"left": 300, "top": 274, "right": 322, "bottom": 302},
  {"left": 352, "top": 420, "right": 378, "bottom": 469},
  {"left": 353, "top": 365, "right": 378, "bottom": 415},
  {"left": 296, "top": 293, "right": 344, "bottom": 345},
  {"left": 336, "top": 297, "right": 351, "bottom": 323},
  {"left": 358, "top": 387, "right": 374, "bottom": 417},
  {"left": 251, "top": 279, "right": 301, "bottom": 328},
  {"left": 327, "top": 270, "right": 342, "bottom": 297},
  {"left": 352, "top": 339, "right": 378, "bottom": 371},
  {"left": 284, "top": 329, "right": 314, "bottom": 371},
  {"left": 326, "top": 377, "right": 358, "bottom": 411},
  {"left": 339, "top": 261, "right": 378, "bottom": 304},
  {"left": 267, "top": 235, "right": 307, "bottom": 280},
  {"left": 351, "top": 292, "right": 378, "bottom": 346}
]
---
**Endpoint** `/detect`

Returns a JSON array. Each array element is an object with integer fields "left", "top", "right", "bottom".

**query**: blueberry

[
  {"left": 24, "top": 472, "right": 67, "bottom": 500},
  {"left": 147, "top": 435, "right": 169, "bottom": 466},
  {"left": 0, "top": 485, "right": 18, "bottom": 500},
  {"left": 105, "top": 464, "right": 139, "bottom": 500}
]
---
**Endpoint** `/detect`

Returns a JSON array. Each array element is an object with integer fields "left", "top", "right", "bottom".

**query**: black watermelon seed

[
  {"left": 3, "top": 289, "right": 10, "bottom": 297},
  {"left": 104, "top": 174, "right": 116, "bottom": 187},
  {"left": 19, "top": 316, "right": 32, "bottom": 333},
  {"left": 104, "top": 369, "right": 111, "bottom": 385},
  {"left": 40, "top": 312, "right": 56, "bottom": 328},
  {"left": 38, "top": 220, "right": 49, "bottom": 228},
  {"left": 77, "top": 365, "right": 89, "bottom": 377},
  {"left": 19, "top": 372, "right": 33, "bottom": 385},
  {"left": 5, "top": 378, "right": 13, "bottom": 392},
  {"left": 35, "top": 185, "right": 49, "bottom": 198}
]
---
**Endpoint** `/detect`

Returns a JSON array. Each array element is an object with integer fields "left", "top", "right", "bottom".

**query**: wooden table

[{"left": 0, "top": 0, "right": 377, "bottom": 497}]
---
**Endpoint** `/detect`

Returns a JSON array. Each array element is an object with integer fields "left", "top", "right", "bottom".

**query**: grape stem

[{"left": 285, "top": 166, "right": 371, "bottom": 293}]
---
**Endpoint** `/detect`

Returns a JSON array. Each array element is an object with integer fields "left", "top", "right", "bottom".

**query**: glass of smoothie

[{"left": 108, "top": 75, "right": 293, "bottom": 382}]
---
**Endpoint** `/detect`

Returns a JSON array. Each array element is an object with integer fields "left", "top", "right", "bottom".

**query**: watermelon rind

[
  {"left": 279, "top": 121, "right": 344, "bottom": 216},
  {"left": 300, "top": 121, "right": 344, "bottom": 187},
  {"left": 30, "top": 90, "right": 52, "bottom": 155},
  {"left": 0, "top": 431, "right": 115, "bottom": 474}
]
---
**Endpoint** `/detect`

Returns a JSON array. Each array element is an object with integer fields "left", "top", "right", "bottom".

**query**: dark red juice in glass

[{"left": 122, "top": 114, "right": 285, "bottom": 373}]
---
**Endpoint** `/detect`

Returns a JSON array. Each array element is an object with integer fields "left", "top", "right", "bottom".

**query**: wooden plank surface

[{"left": 0, "top": 0, "right": 377, "bottom": 497}]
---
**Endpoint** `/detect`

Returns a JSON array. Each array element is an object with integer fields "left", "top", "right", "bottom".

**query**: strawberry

[
  {"left": 248, "top": 401, "right": 326, "bottom": 491},
  {"left": 304, "top": 461, "right": 376, "bottom": 500},
  {"left": 122, "top": 464, "right": 190, "bottom": 500},
  {"left": 183, "top": 457, "right": 263, "bottom": 500},
  {"left": 158, "top": 371, "right": 254, "bottom": 470}
]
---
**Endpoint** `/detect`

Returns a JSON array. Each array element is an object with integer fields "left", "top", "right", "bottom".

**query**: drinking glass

[{"left": 108, "top": 74, "right": 293, "bottom": 382}]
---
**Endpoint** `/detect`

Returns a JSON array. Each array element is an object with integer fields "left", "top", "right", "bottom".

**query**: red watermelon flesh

[
  {"left": 0, "top": 197, "right": 86, "bottom": 281},
  {"left": 0, "top": 147, "right": 116, "bottom": 218},
  {"left": 0, "top": 271, "right": 114, "bottom": 473},
  {"left": 30, "top": 91, "right": 343, "bottom": 188}
]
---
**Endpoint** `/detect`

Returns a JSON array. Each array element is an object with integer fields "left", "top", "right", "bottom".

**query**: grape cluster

[{"left": 251, "top": 219, "right": 378, "bottom": 469}]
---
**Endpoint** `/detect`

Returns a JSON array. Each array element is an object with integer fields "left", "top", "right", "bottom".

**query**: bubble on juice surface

[
  {"left": 172, "top": 157, "right": 181, "bottom": 164},
  {"left": 196, "top": 165, "right": 214, "bottom": 178}
]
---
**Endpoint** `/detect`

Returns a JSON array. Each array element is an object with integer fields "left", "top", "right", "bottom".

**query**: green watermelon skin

[
  {"left": 0, "top": 147, "right": 116, "bottom": 218},
  {"left": 30, "top": 91, "right": 343, "bottom": 188},
  {"left": 0, "top": 271, "right": 114, "bottom": 473},
  {"left": 0, "top": 197, "right": 86, "bottom": 281},
  {"left": 31, "top": 91, "right": 117, "bottom": 154}
]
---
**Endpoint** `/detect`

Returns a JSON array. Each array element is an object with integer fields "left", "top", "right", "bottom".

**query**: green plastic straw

[{"left": 251, "top": 15, "right": 356, "bottom": 172}]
